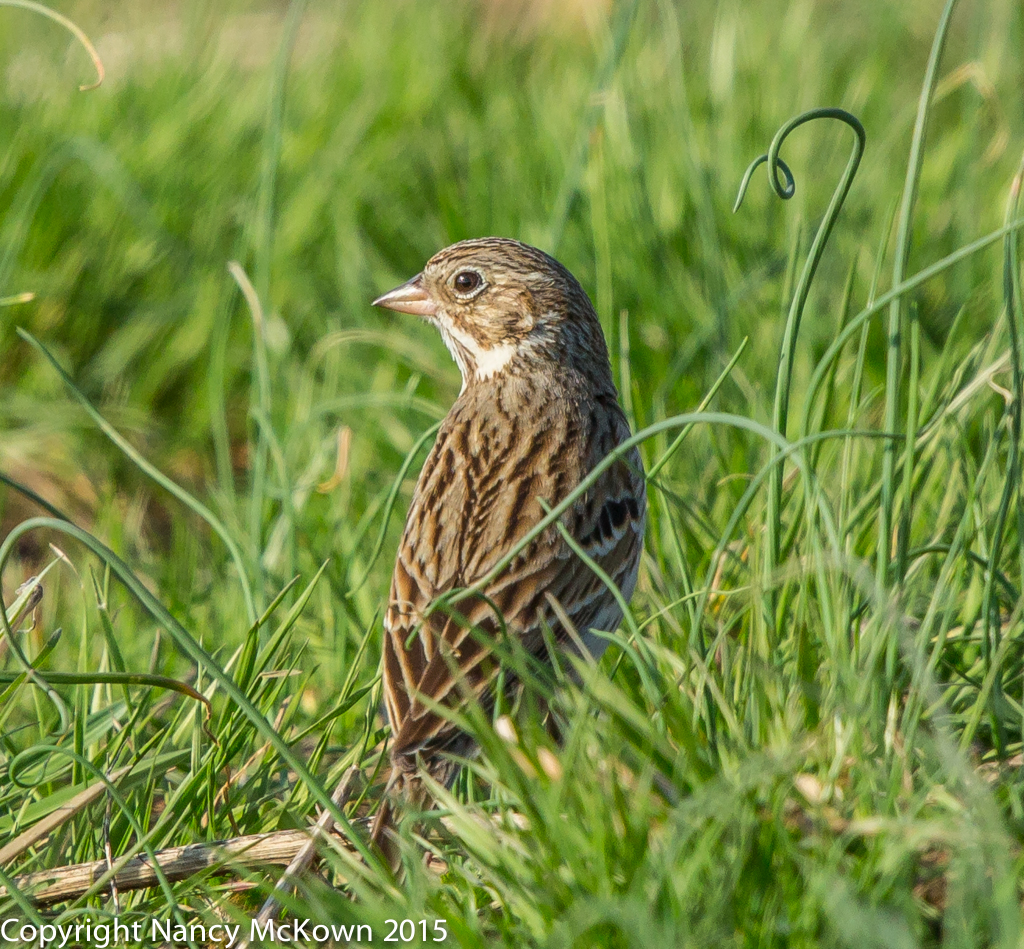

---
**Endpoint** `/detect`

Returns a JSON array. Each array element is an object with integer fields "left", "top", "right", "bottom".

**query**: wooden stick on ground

[
  {"left": 2, "top": 829, "right": 350, "bottom": 908},
  {"left": 1, "top": 826, "right": 447, "bottom": 908}
]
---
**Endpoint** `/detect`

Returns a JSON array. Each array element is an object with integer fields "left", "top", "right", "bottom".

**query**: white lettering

[
  {"left": 208, "top": 922, "right": 240, "bottom": 947},
  {"left": 251, "top": 919, "right": 275, "bottom": 942}
]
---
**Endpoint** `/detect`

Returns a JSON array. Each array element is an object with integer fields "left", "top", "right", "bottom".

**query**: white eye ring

[{"left": 451, "top": 269, "right": 486, "bottom": 299}]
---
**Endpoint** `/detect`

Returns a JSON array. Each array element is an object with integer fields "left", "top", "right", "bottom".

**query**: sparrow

[{"left": 368, "top": 237, "right": 646, "bottom": 858}]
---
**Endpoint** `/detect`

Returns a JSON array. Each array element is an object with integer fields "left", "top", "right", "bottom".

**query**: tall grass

[{"left": 2, "top": 0, "right": 1024, "bottom": 945}]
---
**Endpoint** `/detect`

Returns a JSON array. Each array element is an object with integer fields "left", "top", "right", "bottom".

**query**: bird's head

[{"left": 373, "top": 237, "right": 609, "bottom": 388}]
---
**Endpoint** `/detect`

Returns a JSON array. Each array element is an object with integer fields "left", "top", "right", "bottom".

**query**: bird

[{"left": 368, "top": 237, "right": 646, "bottom": 862}]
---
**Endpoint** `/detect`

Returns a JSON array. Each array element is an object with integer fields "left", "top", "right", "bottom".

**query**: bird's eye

[{"left": 452, "top": 270, "right": 482, "bottom": 295}]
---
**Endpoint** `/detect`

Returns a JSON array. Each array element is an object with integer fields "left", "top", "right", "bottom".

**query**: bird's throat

[{"left": 438, "top": 321, "right": 519, "bottom": 390}]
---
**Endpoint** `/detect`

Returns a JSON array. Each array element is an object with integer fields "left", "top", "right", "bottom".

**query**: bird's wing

[{"left": 383, "top": 398, "right": 645, "bottom": 766}]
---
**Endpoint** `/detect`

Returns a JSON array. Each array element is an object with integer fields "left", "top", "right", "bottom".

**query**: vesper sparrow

[{"left": 369, "top": 237, "right": 646, "bottom": 855}]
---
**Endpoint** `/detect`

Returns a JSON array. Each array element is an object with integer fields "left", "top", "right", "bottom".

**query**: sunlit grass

[{"left": 2, "top": 0, "right": 1024, "bottom": 945}]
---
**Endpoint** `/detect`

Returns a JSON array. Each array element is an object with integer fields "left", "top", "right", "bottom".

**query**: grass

[{"left": 2, "top": 0, "right": 1024, "bottom": 945}]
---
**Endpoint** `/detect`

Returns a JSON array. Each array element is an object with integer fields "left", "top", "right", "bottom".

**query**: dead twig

[
  {"left": 4, "top": 828, "right": 350, "bottom": 907},
  {"left": 2, "top": 823, "right": 447, "bottom": 907}
]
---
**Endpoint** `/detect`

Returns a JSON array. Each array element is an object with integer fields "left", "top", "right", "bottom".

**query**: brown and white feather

[{"left": 369, "top": 238, "right": 645, "bottom": 855}]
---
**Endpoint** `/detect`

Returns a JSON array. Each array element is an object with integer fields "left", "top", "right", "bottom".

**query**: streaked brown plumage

[{"left": 369, "top": 237, "right": 645, "bottom": 857}]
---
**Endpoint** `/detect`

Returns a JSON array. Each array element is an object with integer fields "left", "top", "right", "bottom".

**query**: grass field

[{"left": 2, "top": 0, "right": 1024, "bottom": 945}]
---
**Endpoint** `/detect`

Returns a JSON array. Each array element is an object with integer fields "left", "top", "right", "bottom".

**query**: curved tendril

[
  {"left": 733, "top": 107, "right": 866, "bottom": 633},
  {"left": 733, "top": 108, "right": 864, "bottom": 212},
  {"left": 733, "top": 155, "right": 795, "bottom": 211}
]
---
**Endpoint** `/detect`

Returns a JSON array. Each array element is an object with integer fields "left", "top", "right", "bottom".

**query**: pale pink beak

[{"left": 372, "top": 274, "right": 438, "bottom": 317}]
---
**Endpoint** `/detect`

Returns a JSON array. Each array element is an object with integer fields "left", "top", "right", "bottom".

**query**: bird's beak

[{"left": 372, "top": 274, "right": 437, "bottom": 318}]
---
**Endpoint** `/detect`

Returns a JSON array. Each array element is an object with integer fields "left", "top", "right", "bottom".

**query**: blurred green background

[
  {"left": 3, "top": 0, "right": 1020, "bottom": 686},
  {"left": 3, "top": 0, "right": 1024, "bottom": 942}
]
